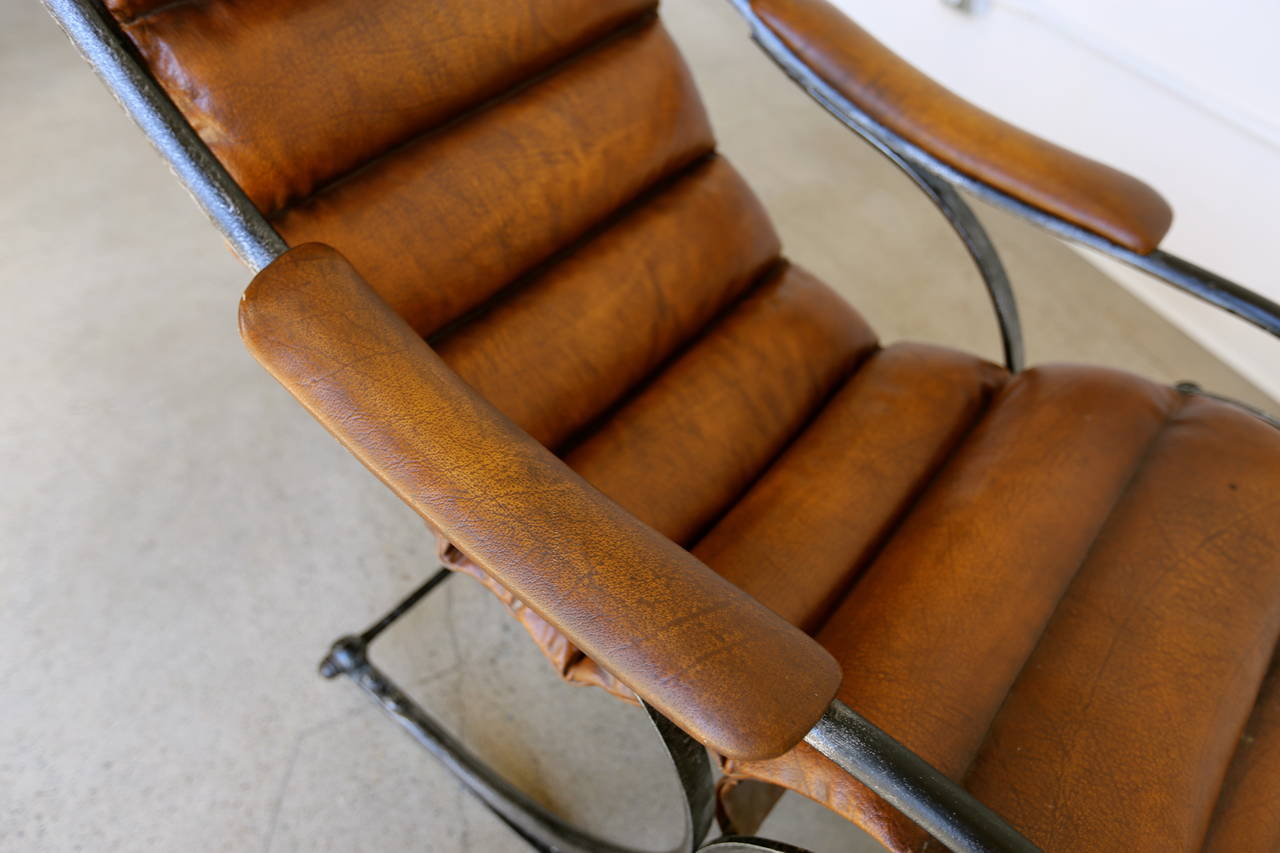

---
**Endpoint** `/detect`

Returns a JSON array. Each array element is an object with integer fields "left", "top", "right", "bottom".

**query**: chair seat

[
  {"left": 716, "top": 359, "right": 1280, "bottom": 852},
  {"left": 442, "top": 308, "right": 1280, "bottom": 848},
  {"left": 434, "top": 262, "right": 1280, "bottom": 850}
]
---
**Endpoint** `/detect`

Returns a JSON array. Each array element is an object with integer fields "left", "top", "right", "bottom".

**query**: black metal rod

[
  {"left": 937, "top": 180, "right": 1280, "bottom": 339},
  {"left": 319, "top": 569, "right": 717, "bottom": 853},
  {"left": 1132, "top": 250, "right": 1280, "bottom": 337},
  {"left": 937, "top": 183, "right": 1280, "bottom": 340},
  {"left": 358, "top": 566, "right": 452, "bottom": 645},
  {"left": 323, "top": 639, "right": 716, "bottom": 853},
  {"left": 729, "top": 0, "right": 1025, "bottom": 372},
  {"left": 42, "top": 0, "right": 287, "bottom": 271},
  {"left": 908, "top": 169, "right": 1025, "bottom": 372},
  {"left": 805, "top": 701, "right": 1041, "bottom": 853}
]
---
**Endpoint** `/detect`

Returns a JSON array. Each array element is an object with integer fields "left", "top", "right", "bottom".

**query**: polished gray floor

[{"left": 3, "top": 1, "right": 1273, "bottom": 851}]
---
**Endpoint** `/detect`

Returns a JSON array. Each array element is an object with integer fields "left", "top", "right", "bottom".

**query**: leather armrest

[
  {"left": 239, "top": 243, "right": 842, "bottom": 761},
  {"left": 749, "top": 0, "right": 1173, "bottom": 254}
]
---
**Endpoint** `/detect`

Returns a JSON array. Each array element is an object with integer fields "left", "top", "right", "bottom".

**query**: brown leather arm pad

[
  {"left": 239, "top": 243, "right": 842, "bottom": 760},
  {"left": 750, "top": 0, "right": 1173, "bottom": 254}
]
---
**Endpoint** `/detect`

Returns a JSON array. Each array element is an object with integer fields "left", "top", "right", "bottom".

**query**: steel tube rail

[
  {"left": 42, "top": 0, "right": 287, "bottom": 271},
  {"left": 805, "top": 701, "right": 1042, "bottom": 853},
  {"left": 320, "top": 570, "right": 718, "bottom": 853}
]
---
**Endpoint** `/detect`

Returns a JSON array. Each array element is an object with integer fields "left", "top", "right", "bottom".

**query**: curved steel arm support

[
  {"left": 729, "top": 0, "right": 1024, "bottom": 371},
  {"left": 42, "top": 0, "right": 287, "bottom": 271},
  {"left": 1126, "top": 250, "right": 1280, "bottom": 338},
  {"left": 909, "top": 168, "right": 1025, "bottom": 372},
  {"left": 727, "top": 0, "right": 1280, "bottom": 344},
  {"left": 320, "top": 569, "right": 717, "bottom": 853},
  {"left": 944, "top": 180, "right": 1280, "bottom": 339},
  {"left": 804, "top": 700, "right": 1041, "bottom": 853}
]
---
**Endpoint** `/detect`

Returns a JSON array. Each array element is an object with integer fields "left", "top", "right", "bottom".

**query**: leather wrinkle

[
  {"left": 115, "top": 0, "right": 199, "bottom": 27},
  {"left": 798, "top": 366, "right": 1006, "bottom": 639},
  {"left": 263, "top": 8, "right": 661, "bottom": 221},
  {"left": 426, "top": 149, "right": 723, "bottom": 351},
  {"left": 923, "top": 388, "right": 1190, "bottom": 853}
]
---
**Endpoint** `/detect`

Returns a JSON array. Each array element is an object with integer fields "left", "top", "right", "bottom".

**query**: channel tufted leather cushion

[
  {"left": 103, "top": 0, "right": 1280, "bottom": 849},
  {"left": 720, "top": 368, "right": 1280, "bottom": 851}
]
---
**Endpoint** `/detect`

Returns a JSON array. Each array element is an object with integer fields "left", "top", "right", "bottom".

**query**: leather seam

[
  {"left": 265, "top": 7, "right": 662, "bottom": 222},
  {"left": 926, "top": 387, "right": 1189, "bottom": 853},
  {"left": 426, "top": 149, "right": 721, "bottom": 347},
  {"left": 545, "top": 258, "right": 792, "bottom": 679},
  {"left": 683, "top": 337, "right": 883, "bottom": 554},
  {"left": 800, "top": 358, "right": 1009, "bottom": 638},
  {"left": 549, "top": 254, "right": 789, "bottom": 465},
  {"left": 115, "top": 0, "right": 201, "bottom": 28},
  {"left": 1198, "top": 645, "right": 1280, "bottom": 852}
]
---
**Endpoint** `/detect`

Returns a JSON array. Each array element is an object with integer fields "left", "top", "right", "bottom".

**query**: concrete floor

[{"left": 3, "top": 1, "right": 1274, "bottom": 852}]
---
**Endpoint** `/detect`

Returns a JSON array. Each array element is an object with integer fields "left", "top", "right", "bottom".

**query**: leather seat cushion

[
  {"left": 444, "top": 337, "right": 1280, "bottom": 852},
  {"left": 720, "top": 366, "right": 1280, "bottom": 852}
]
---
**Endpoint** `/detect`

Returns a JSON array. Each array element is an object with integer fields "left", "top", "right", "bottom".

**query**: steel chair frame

[{"left": 43, "top": 0, "right": 1280, "bottom": 850}]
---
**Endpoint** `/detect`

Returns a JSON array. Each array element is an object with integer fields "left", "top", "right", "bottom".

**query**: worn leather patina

[{"left": 99, "top": 0, "right": 1280, "bottom": 848}]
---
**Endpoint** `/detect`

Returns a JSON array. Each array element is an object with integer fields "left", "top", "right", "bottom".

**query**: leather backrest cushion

[
  {"left": 269, "top": 20, "right": 715, "bottom": 336},
  {"left": 109, "top": 0, "right": 657, "bottom": 213},
  {"left": 102, "top": 0, "right": 171, "bottom": 20},
  {"left": 435, "top": 155, "right": 780, "bottom": 449}
]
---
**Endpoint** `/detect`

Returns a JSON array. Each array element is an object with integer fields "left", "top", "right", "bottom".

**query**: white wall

[{"left": 830, "top": 0, "right": 1280, "bottom": 402}]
